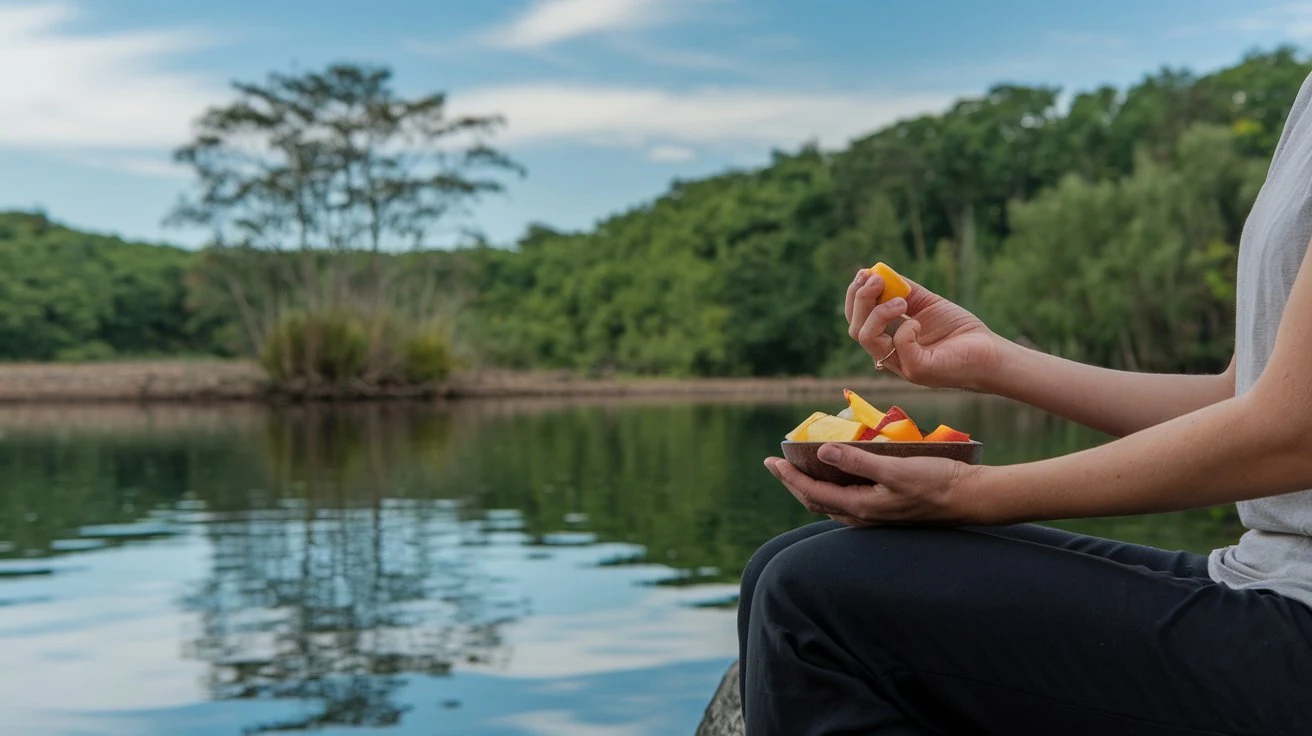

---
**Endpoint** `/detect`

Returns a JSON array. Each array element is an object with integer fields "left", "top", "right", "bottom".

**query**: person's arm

[
  {"left": 771, "top": 244, "right": 1312, "bottom": 526},
  {"left": 974, "top": 345, "right": 1236, "bottom": 438},
  {"left": 847, "top": 272, "right": 1235, "bottom": 438}
]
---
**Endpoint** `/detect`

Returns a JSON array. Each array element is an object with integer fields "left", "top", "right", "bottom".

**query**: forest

[{"left": 2, "top": 48, "right": 1307, "bottom": 380}]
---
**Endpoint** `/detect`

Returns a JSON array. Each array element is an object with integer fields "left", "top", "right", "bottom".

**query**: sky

[{"left": 3, "top": 0, "right": 1312, "bottom": 249}]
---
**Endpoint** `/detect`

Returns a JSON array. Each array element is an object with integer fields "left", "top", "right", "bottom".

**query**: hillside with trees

[{"left": 2, "top": 49, "right": 1308, "bottom": 382}]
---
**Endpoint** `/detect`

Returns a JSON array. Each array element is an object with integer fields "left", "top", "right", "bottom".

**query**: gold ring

[{"left": 875, "top": 346, "right": 896, "bottom": 371}]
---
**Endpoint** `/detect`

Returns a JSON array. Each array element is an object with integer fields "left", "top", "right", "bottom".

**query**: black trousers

[{"left": 737, "top": 521, "right": 1312, "bottom": 735}]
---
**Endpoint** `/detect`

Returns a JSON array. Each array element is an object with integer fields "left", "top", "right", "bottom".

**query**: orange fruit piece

[
  {"left": 867, "top": 262, "right": 911, "bottom": 304},
  {"left": 877, "top": 417, "right": 924, "bottom": 442},
  {"left": 924, "top": 424, "right": 971, "bottom": 442}
]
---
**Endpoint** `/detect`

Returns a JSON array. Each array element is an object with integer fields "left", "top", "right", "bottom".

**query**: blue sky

[{"left": 2, "top": 0, "right": 1312, "bottom": 248}]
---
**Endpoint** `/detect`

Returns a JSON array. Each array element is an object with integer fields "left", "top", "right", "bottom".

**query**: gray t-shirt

[{"left": 1208, "top": 72, "right": 1312, "bottom": 605}]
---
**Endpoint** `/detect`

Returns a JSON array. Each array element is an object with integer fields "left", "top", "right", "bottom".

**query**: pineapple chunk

[
  {"left": 785, "top": 412, "right": 828, "bottom": 441},
  {"left": 805, "top": 415, "right": 871, "bottom": 442}
]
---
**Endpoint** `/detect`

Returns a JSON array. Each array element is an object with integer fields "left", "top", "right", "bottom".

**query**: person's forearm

[
  {"left": 975, "top": 339, "right": 1234, "bottom": 438},
  {"left": 965, "top": 389, "right": 1312, "bottom": 524}
]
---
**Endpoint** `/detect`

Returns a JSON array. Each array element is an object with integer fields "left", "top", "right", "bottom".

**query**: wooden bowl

[{"left": 780, "top": 440, "right": 984, "bottom": 486}]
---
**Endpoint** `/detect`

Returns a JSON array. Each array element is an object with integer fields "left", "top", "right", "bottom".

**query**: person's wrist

[
  {"left": 948, "top": 463, "right": 994, "bottom": 524},
  {"left": 960, "top": 331, "right": 1016, "bottom": 394}
]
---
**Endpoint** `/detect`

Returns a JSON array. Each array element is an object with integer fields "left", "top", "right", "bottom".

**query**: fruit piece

[
  {"left": 924, "top": 424, "right": 971, "bottom": 443},
  {"left": 866, "top": 262, "right": 912, "bottom": 304},
  {"left": 877, "top": 417, "right": 923, "bottom": 442},
  {"left": 836, "top": 407, "right": 855, "bottom": 420},
  {"left": 842, "top": 388, "right": 886, "bottom": 429},
  {"left": 872, "top": 405, "right": 910, "bottom": 433},
  {"left": 785, "top": 411, "right": 827, "bottom": 441},
  {"left": 857, "top": 426, "right": 879, "bottom": 441},
  {"left": 805, "top": 415, "right": 872, "bottom": 442}
]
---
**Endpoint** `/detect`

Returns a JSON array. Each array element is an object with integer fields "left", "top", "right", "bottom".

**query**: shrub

[
  {"left": 402, "top": 328, "right": 454, "bottom": 383},
  {"left": 262, "top": 311, "right": 369, "bottom": 384}
]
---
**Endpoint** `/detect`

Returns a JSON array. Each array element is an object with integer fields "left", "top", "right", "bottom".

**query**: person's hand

[
  {"left": 763, "top": 444, "right": 986, "bottom": 526},
  {"left": 845, "top": 269, "right": 1005, "bottom": 390}
]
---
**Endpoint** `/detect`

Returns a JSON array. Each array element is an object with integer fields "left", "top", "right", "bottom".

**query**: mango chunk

[
  {"left": 924, "top": 424, "right": 971, "bottom": 442},
  {"left": 867, "top": 262, "right": 911, "bottom": 304},
  {"left": 877, "top": 417, "right": 923, "bottom": 442},
  {"left": 842, "top": 388, "right": 886, "bottom": 429}
]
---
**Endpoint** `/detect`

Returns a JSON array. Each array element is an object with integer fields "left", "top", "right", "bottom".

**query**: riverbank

[{"left": 0, "top": 360, "right": 929, "bottom": 403}]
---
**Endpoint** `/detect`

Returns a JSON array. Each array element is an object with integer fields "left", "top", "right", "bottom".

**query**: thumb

[
  {"left": 817, "top": 443, "right": 894, "bottom": 484},
  {"left": 893, "top": 318, "right": 922, "bottom": 353}
]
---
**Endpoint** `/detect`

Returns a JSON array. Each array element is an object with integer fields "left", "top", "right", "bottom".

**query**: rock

[{"left": 695, "top": 659, "right": 744, "bottom": 736}]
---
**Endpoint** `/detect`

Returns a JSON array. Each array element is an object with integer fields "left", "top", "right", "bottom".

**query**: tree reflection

[{"left": 180, "top": 406, "right": 521, "bottom": 733}]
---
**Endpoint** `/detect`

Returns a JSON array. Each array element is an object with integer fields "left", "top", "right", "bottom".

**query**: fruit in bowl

[{"left": 780, "top": 389, "right": 983, "bottom": 485}]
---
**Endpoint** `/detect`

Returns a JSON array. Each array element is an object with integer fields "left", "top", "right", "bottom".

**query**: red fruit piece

[{"left": 872, "top": 406, "right": 910, "bottom": 433}]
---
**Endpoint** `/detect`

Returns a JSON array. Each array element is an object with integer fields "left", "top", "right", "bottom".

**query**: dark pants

[{"left": 737, "top": 521, "right": 1312, "bottom": 735}]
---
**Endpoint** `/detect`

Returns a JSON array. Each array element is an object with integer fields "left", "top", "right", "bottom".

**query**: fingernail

[
  {"left": 854, "top": 270, "right": 869, "bottom": 285},
  {"left": 763, "top": 458, "right": 780, "bottom": 476},
  {"left": 817, "top": 445, "right": 841, "bottom": 463},
  {"left": 889, "top": 297, "right": 907, "bottom": 310}
]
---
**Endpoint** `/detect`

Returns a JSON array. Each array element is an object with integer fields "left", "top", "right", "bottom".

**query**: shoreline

[{"left": 0, "top": 360, "right": 933, "bottom": 404}]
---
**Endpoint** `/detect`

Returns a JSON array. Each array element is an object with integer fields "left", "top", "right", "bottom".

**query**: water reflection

[{"left": 0, "top": 395, "right": 1245, "bottom": 734}]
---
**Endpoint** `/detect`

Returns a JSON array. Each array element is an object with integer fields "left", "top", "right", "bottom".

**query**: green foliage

[
  {"left": 983, "top": 124, "right": 1266, "bottom": 371},
  {"left": 262, "top": 311, "right": 369, "bottom": 384},
  {"left": 461, "top": 48, "right": 1311, "bottom": 377},
  {"left": 403, "top": 328, "right": 454, "bottom": 383},
  {"left": 0, "top": 211, "right": 223, "bottom": 361}
]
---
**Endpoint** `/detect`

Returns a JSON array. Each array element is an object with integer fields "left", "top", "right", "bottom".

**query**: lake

[{"left": 0, "top": 394, "right": 1244, "bottom": 735}]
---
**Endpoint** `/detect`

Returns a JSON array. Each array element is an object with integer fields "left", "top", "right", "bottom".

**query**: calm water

[{"left": 0, "top": 395, "right": 1243, "bottom": 735}]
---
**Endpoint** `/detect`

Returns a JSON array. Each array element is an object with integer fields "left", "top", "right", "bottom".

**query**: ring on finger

[{"left": 874, "top": 346, "right": 897, "bottom": 371}]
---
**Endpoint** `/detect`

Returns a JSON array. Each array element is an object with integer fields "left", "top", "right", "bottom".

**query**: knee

[
  {"left": 751, "top": 526, "right": 943, "bottom": 619},
  {"left": 752, "top": 530, "right": 852, "bottom": 622},
  {"left": 740, "top": 521, "right": 839, "bottom": 599}
]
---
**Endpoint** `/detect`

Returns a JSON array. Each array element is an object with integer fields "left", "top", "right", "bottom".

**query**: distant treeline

[{"left": 3, "top": 48, "right": 1309, "bottom": 376}]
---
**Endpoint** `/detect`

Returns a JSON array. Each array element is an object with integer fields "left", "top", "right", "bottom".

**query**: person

[{"left": 741, "top": 78, "right": 1312, "bottom": 735}]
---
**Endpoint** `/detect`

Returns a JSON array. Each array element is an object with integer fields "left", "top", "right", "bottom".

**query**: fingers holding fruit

[
  {"left": 846, "top": 261, "right": 1006, "bottom": 390},
  {"left": 854, "top": 297, "right": 908, "bottom": 359},
  {"left": 844, "top": 269, "right": 869, "bottom": 323}
]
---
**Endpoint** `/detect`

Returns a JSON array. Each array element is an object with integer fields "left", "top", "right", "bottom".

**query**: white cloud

[
  {"left": 616, "top": 40, "right": 752, "bottom": 74},
  {"left": 1168, "top": 2, "right": 1312, "bottom": 39},
  {"left": 483, "top": 0, "right": 684, "bottom": 50},
  {"left": 453, "top": 83, "right": 957, "bottom": 151},
  {"left": 0, "top": 2, "right": 219, "bottom": 150},
  {"left": 646, "top": 144, "right": 696, "bottom": 162}
]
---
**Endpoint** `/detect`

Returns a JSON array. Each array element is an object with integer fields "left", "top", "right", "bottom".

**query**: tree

[{"left": 169, "top": 63, "right": 522, "bottom": 382}]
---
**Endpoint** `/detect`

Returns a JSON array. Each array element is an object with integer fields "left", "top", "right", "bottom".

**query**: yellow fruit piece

[
  {"left": 803, "top": 415, "right": 871, "bottom": 442},
  {"left": 867, "top": 262, "right": 911, "bottom": 304},
  {"left": 842, "top": 388, "right": 886, "bottom": 429},
  {"left": 785, "top": 411, "right": 828, "bottom": 441},
  {"left": 877, "top": 417, "right": 924, "bottom": 442}
]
